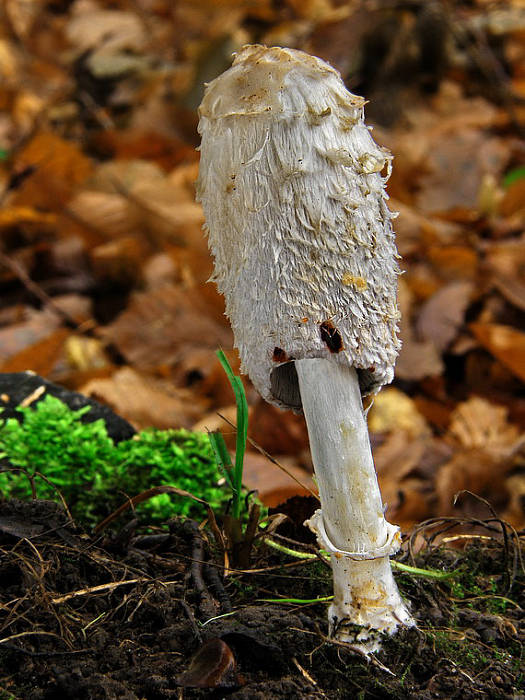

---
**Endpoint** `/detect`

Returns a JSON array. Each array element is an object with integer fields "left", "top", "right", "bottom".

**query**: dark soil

[{"left": 0, "top": 499, "right": 523, "bottom": 700}]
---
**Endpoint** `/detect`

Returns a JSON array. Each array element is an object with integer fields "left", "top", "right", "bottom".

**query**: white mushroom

[{"left": 197, "top": 44, "right": 414, "bottom": 653}]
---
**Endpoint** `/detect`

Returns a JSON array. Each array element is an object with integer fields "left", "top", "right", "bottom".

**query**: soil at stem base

[{"left": 0, "top": 498, "right": 522, "bottom": 699}]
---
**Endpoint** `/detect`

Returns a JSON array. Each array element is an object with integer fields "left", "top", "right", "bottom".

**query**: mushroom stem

[{"left": 295, "top": 358, "right": 414, "bottom": 653}]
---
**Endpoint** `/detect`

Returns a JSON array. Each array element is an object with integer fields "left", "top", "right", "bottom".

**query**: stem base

[{"left": 328, "top": 555, "right": 414, "bottom": 653}]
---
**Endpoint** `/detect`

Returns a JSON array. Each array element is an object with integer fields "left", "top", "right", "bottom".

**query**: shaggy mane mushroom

[{"left": 197, "top": 44, "right": 414, "bottom": 654}]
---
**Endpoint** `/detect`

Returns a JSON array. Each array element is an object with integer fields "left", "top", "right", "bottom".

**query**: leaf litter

[{"left": 0, "top": 0, "right": 524, "bottom": 697}]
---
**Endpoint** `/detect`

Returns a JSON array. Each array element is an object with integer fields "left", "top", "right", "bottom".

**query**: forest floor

[{"left": 0, "top": 497, "right": 523, "bottom": 700}]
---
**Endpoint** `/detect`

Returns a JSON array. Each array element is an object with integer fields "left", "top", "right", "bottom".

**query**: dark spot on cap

[
  {"left": 368, "top": 366, "right": 375, "bottom": 373},
  {"left": 272, "top": 347, "right": 288, "bottom": 363},
  {"left": 320, "top": 321, "right": 343, "bottom": 353}
]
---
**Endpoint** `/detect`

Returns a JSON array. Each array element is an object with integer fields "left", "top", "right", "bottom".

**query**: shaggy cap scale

[{"left": 197, "top": 45, "right": 401, "bottom": 410}]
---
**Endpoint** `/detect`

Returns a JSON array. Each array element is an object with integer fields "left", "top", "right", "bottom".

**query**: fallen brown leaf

[
  {"left": 374, "top": 431, "right": 428, "bottom": 483},
  {"left": 90, "top": 129, "right": 196, "bottom": 171},
  {"left": 500, "top": 178, "right": 525, "bottom": 218},
  {"left": 485, "top": 235, "right": 525, "bottom": 279},
  {"left": 390, "top": 199, "right": 464, "bottom": 257},
  {"left": 368, "top": 388, "right": 430, "bottom": 438},
  {"left": 416, "top": 129, "right": 508, "bottom": 214},
  {"left": 173, "top": 348, "right": 243, "bottom": 408},
  {"left": 81, "top": 366, "right": 208, "bottom": 430},
  {"left": 99, "top": 283, "right": 231, "bottom": 370},
  {"left": 492, "top": 272, "right": 525, "bottom": 313},
  {"left": 241, "top": 451, "right": 315, "bottom": 508},
  {"left": 395, "top": 279, "right": 444, "bottom": 381},
  {"left": 89, "top": 236, "right": 146, "bottom": 286},
  {"left": 65, "top": 7, "right": 147, "bottom": 57},
  {"left": 0, "top": 207, "right": 56, "bottom": 229},
  {"left": 0, "top": 296, "right": 91, "bottom": 363},
  {"left": 427, "top": 247, "right": 478, "bottom": 281},
  {"left": 11, "top": 132, "right": 93, "bottom": 209},
  {"left": 416, "top": 281, "right": 474, "bottom": 353},
  {"left": 87, "top": 159, "right": 165, "bottom": 194},
  {"left": 177, "top": 638, "right": 239, "bottom": 689},
  {"left": 192, "top": 404, "right": 239, "bottom": 452},
  {"left": 4, "top": 0, "right": 40, "bottom": 39},
  {"left": 470, "top": 323, "right": 525, "bottom": 383},
  {"left": 248, "top": 400, "right": 309, "bottom": 459},
  {"left": 435, "top": 449, "right": 512, "bottom": 517},
  {"left": 127, "top": 179, "right": 205, "bottom": 249},
  {"left": 373, "top": 431, "right": 437, "bottom": 531},
  {"left": 413, "top": 396, "right": 454, "bottom": 431},
  {"left": 448, "top": 396, "right": 520, "bottom": 451},
  {"left": 67, "top": 190, "right": 139, "bottom": 240},
  {"left": 0, "top": 328, "right": 70, "bottom": 375}
]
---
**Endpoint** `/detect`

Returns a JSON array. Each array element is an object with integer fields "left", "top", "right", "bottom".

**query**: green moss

[
  {"left": 0, "top": 394, "right": 230, "bottom": 525},
  {"left": 424, "top": 628, "right": 486, "bottom": 671}
]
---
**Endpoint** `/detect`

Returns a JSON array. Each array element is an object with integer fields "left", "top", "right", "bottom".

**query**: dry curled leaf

[
  {"left": 0, "top": 328, "right": 70, "bottom": 376},
  {"left": 99, "top": 284, "right": 231, "bottom": 370},
  {"left": 416, "top": 130, "right": 507, "bottom": 214},
  {"left": 373, "top": 432, "right": 441, "bottom": 530},
  {"left": 500, "top": 178, "right": 525, "bottom": 218},
  {"left": 0, "top": 207, "right": 56, "bottom": 230},
  {"left": 427, "top": 247, "right": 478, "bottom": 281},
  {"left": 368, "top": 388, "right": 431, "bottom": 439},
  {"left": 448, "top": 396, "right": 520, "bottom": 452},
  {"left": 492, "top": 273, "right": 525, "bottom": 313},
  {"left": 436, "top": 449, "right": 513, "bottom": 517},
  {"left": 89, "top": 236, "right": 146, "bottom": 286},
  {"left": 177, "top": 638, "right": 239, "bottom": 689},
  {"left": 67, "top": 191, "right": 138, "bottom": 240},
  {"left": 248, "top": 400, "right": 310, "bottom": 458},
  {"left": 470, "top": 323, "right": 525, "bottom": 383},
  {"left": 0, "top": 296, "right": 91, "bottom": 365},
  {"left": 395, "top": 279, "right": 444, "bottom": 381},
  {"left": 81, "top": 367, "right": 208, "bottom": 430},
  {"left": 66, "top": 7, "right": 147, "bottom": 57},
  {"left": 11, "top": 132, "right": 93, "bottom": 209},
  {"left": 416, "top": 281, "right": 474, "bottom": 353},
  {"left": 4, "top": 0, "right": 41, "bottom": 39}
]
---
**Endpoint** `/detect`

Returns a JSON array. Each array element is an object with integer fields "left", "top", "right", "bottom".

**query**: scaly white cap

[{"left": 197, "top": 45, "right": 401, "bottom": 410}]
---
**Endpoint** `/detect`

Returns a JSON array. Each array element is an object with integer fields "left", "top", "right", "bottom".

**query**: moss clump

[{"left": 0, "top": 394, "right": 229, "bottom": 525}]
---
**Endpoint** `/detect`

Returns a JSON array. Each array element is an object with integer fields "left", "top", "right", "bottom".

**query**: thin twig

[
  {"left": 50, "top": 577, "right": 157, "bottom": 604},
  {"left": 0, "top": 251, "right": 81, "bottom": 329}
]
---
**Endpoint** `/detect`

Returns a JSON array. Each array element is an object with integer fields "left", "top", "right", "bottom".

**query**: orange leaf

[
  {"left": 500, "top": 178, "right": 525, "bottom": 217},
  {"left": 12, "top": 131, "right": 93, "bottom": 209},
  {"left": 0, "top": 328, "right": 70, "bottom": 375},
  {"left": 470, "top": 323, "right": 525, "bottom": 383},
  {"left": 0, "top": 207, "right": 56, "bottom": 229}
]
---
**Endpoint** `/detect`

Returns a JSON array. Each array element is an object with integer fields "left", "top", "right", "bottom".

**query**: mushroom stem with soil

[
  {"left": 197, "top": 44, "right": 415, "bottom": 653},
  {"left": 295, "top": 359, "right": 412, "bottom": 651}
]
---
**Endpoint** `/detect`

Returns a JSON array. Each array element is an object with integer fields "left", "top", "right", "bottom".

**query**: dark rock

[{"left": 0, "top": 371, "right": 135, "bottom": 442}]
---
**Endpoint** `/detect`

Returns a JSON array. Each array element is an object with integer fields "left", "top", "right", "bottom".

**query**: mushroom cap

[{"left": 197, "top": 45, "right": 401, "bottom": 411}]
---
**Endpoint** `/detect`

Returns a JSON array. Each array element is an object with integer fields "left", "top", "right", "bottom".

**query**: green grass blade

[
  {"left": 259, "top": 595, "right": 333, "bottom": 604},
  {"left": 265, "top": 538, "right": 460, "bottom": 579},
  {"left": 391, "top": 560, "right": 459, "bottom": 580},
  {"left": 208, "top": 430, "right": 234, "bottom": 490},
  {"left": 216, "top": 350, "right": 248, "bottom": 519}
]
